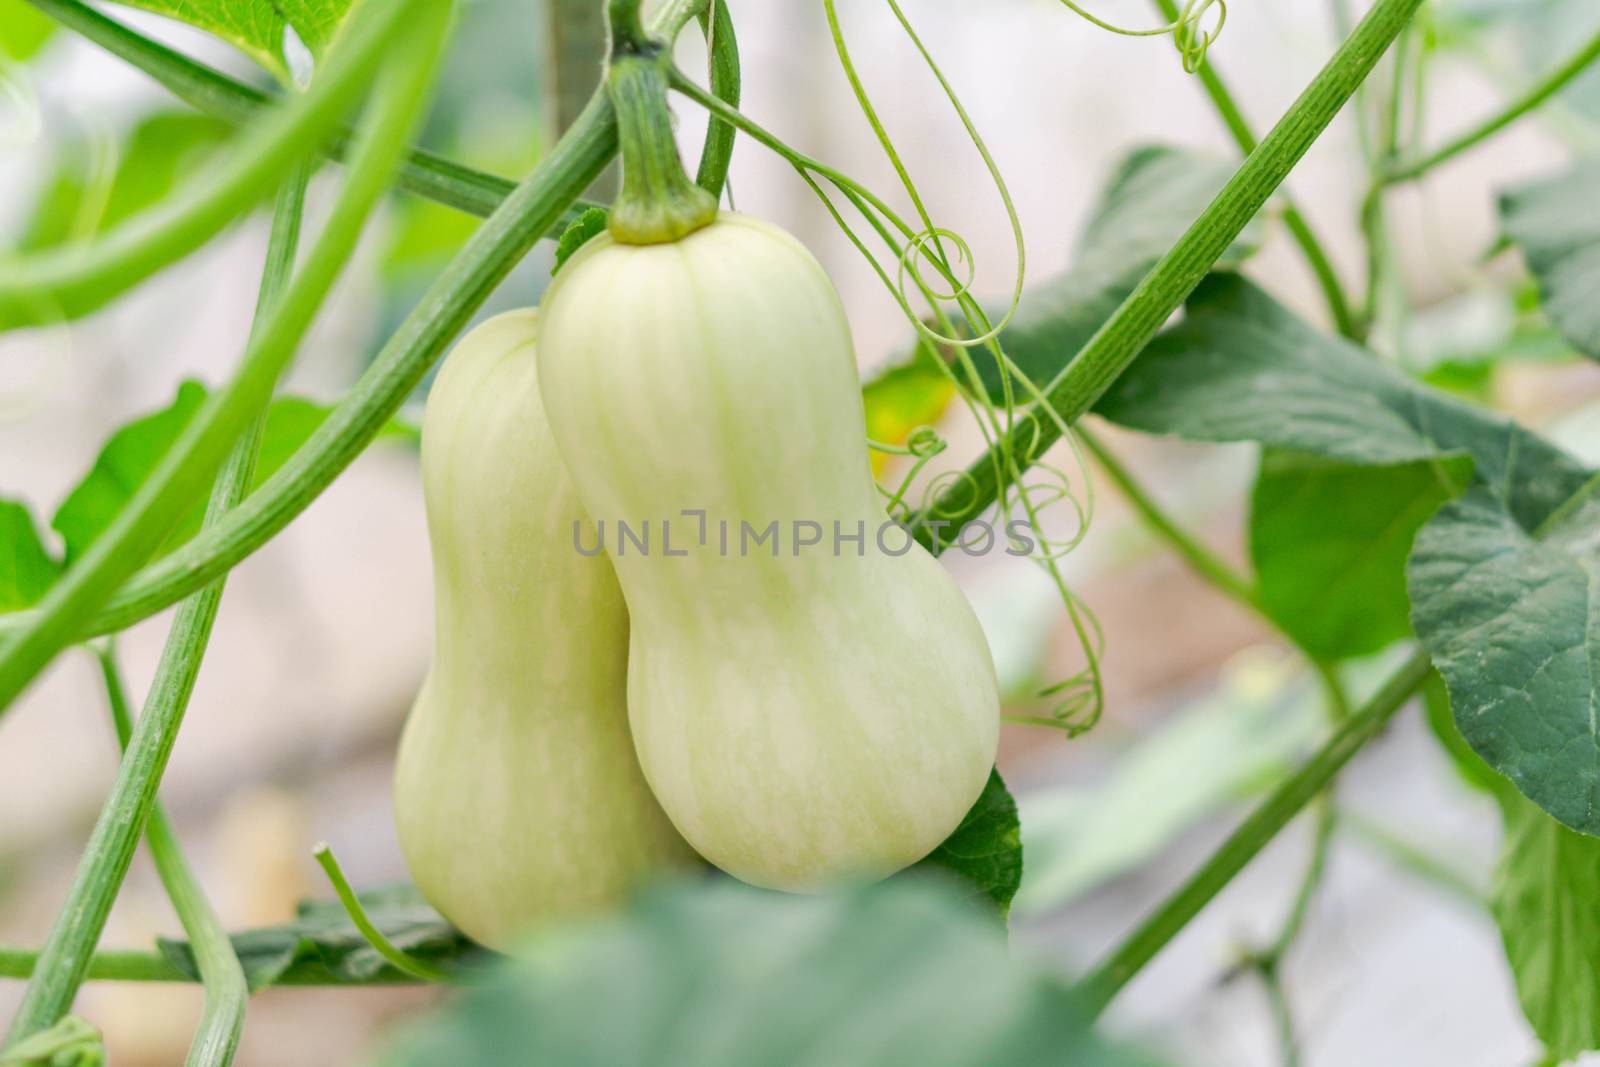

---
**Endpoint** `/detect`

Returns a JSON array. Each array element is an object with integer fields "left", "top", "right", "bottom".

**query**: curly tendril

[
  {"left": 669, "top": 2, "right": 1106, "bottom": 733},
  {"left": 1056, "top": 0, "right": 1228, "bottom": 74}
]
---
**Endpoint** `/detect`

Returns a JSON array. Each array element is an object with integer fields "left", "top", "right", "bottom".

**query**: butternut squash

[
  {"left": 394, "top": 309, "right": 695, "bottom": 950},
  {"left": 536, "top": 214, "right": 1001, "bottom": 892}
]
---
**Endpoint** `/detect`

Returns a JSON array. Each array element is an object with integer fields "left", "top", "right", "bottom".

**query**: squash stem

[{"left": 605, "top": 3, "right": 717, "bottom": 244}]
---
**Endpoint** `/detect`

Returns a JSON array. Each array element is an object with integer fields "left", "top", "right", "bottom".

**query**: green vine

[{"left": 2, "top": 2, "right": 451, "bottom": 1042}]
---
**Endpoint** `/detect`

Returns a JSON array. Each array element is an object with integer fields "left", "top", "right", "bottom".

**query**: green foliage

[
  {"left": 375, "top": 878, "right": 1158, "bottom": 1067},
  {"left": 1251, "top": 451, "right": 1472, "bottom": 660},
  {"left": 159, "top": 883, "right": 486, "bottom": 991},
  {"left": 1493, "top": 790, "right": 1600, "bottom": 1060},
  {"left": 964, "top": 145, "right": 1261, "bottom": 400},
  {"left": 909, "top": 769, "right": 1023, "bottom": 916},
  {"left": 1500, "top": 157, "right": 1600, "bottom": 360},
  {"left": 47, "top": 382, "right": 416, "bottom": 569},
  {"left": 0, "top": 503, "right": 59, "bottom": 612},
  {"left": 16, "top": 112, "right": 233, "bottom": 253},
  {"left": 552, "top": 207, "right": 611, "bottom": 275},
  {"left": 107, "top": 0, "right": 354, "bottom": 82},
  {"left": 0, "top": 0, "right": 56, "bottom": 62},
  {"left": 1098, "top": 273, "right": 1600, "bottom": 835}
]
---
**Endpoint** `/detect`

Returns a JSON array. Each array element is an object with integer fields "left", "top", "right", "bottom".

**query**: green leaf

[
  {"left": 1099, "top": 274, "right": 1600, "bottom": 833},
  {"left": 965, "top": 145, "right": 1261, "bottom": 401},
  {"left": 17, "top": 112, "right": 233, "bottom": 253},
  {"left": 552, "top": 207, "right": 610, "bottom": 275},
  {"left": 107, "top": 0, "right": 354, "bottom": 81},
  {"left": 0, "top": 0, "right": 56, "bottom": 62},
  {"left": 1492, "top": 789, "right": 1600, "bottom": 1060},
  {"left": 908, "top": 768, "right": 1023, "bottom": 917},
  {"left": 0, "top": 500, "right": 60, "bottom": 613},
  {"left": 1501, "top": 157, "right": 1600, "bottom": 360},
  {"left": 375, "top": 879, "right": 1159, "bottom": 1067},
  {"left": 159, "top": 883, "right": 486, "bottom": 991},
  {"left": 1251, "top": 451, "right": 1471, "bottom": 660},
  {"left": 1409, "top": 478, "right": 1600, "bottom": 834},
  {"left": 51, "top": 382, "right": 417, "bottom": 567},
  {"left": 52, "top": 381, "right": 209, "bottom": 566}
]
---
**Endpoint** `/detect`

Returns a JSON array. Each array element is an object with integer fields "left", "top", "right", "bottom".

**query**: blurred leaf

[
  {"left": 1251, "top": 451, "right": 1471, "bottom": 660},
  {"left": 1016, "top": 653, "right": 1322, "bottom": 914},
  {"left": 18, "top": 112, "right": 232, "bottom": 253},
  {"left": 52, "top": 381, "right": 208, "bottom": 566},
  {"left": 908, "top": 768, "right": 1022, "bottom": 917},
  {"left": 376, "top": 879, "right": 1159, "bottom": 1067},
  {"left": 1501, "top": 157, "right": 1600, "bottom": 360},
  {"left": 860, "top": 345, "right": 958, "bottom": 480},
  {"left": 107, "top": 0, "right": 354, "bottom": 81},
  {"left": 159, "top": 883, "right": 486, "bottom": 991},
  {"left": 1099, "top": 274, "right": 1600, "bottom": 835},
  {"left": 0, "top": 0, "right": 56, "bottom": 62},
  {"left": 1493, "top": 789, "right": 1600, "bottom": 1060},
  {"left": 51, "top": 381, "right": 416, "bottom": 566},
  {"left": 962, "top": 144, "right": 1261, "bottom": 401},
  {"left": 0, "top": 1015, "right": 103, "bottom": 1067},
  {"left": 0, "top": 499, "right": 60, "bottom": 613},
  {"left": 552, "top": 207, "right": 610, "bottom": 276}
]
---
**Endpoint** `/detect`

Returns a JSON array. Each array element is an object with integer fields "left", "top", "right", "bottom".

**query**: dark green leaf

[
  {"left": 1099, "top": 274, "right": 1600, "bottom": 833},
  {"left": 1251, "top": 451, "right": 1471, "bottom": 660},
  {"left": 1501, "top": 157, "right": 1600, "bottom": 360},
  {"left": 0, "top": 500, "right": 60, "bottom": 613},
  {"left": 908, "top": 768, "right": 1023, "bottom": 916},
  {"left": 51, "top": 382, "right": 416, "bottom": 566},
  {"left": 552, "top": 207, "right": 610, "bottom": 275},
  {"left": 1409, "top": 479, "right": 1600, "bottom": 833},
  {"left": 1492, "top": 789, "right": 1600, "bottom": 1060},
  {"left": 965, "top": 145, "right": 1260, "bottom": 401},
  {"left": 375, "top": 879, "right": 1159, "bottom": 1067},
  {"left": 158, "top": 883, "right": 486, "bottom": 991}
]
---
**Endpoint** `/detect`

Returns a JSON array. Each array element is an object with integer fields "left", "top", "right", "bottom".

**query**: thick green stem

[
  {"left": 606, "top": 1, "right": 717, "bottom": 244},
  {"left": 1, "top": 8, "right": 450, "bottom": 1041},
  {"left": 0, "top": 0, "right": 720, "bottom": 649},
  {"left": 1385, "top": 22, "right": 1600, "bottom": 183},
  {"left": 909, "top": 0, "right": 1425, "bottom": 550},
  {"left": 1150, "top": 0, "right": 1357, "bottom": 338},
  {"left": 1076, "top": 648, "right": 1433, "bottom": 1017},
  {"left": 0, "top": 0, "right": 411, "bottom": 328}
]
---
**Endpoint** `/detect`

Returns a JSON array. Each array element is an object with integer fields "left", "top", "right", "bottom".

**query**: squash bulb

[
  {"left": 536, "top": 214, "right": 1002, "bottom": 892},
  {"left": 394, "top": 309, "right": 695, "bottom": 950}
]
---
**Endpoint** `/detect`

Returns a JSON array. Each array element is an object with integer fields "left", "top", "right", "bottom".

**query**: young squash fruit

[
  {"left": 536, "top": 214, "right": 1002, "bottom": 892},
  {"left": 394, "top": 309, "right": 696, "bottom": 950}
]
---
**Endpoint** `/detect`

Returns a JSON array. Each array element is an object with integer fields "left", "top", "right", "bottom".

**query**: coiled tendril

[
  {"left": 668, "top": 1, "right": 1114, "bottom": 733},
  {"left": 1056, "top": 0, "right": 1228, "bottom": 74}
]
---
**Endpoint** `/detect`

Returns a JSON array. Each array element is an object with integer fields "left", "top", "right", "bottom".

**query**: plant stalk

[{"left": 1076, "top": 647, "right": 1433, "bottom": 1017}]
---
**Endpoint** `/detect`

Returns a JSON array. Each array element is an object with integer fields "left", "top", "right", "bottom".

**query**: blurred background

[{"left": 2, "top": 0, "right": 1600, "bottom": 1063}]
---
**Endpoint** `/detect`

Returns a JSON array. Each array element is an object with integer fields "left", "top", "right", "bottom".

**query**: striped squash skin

[
  {"left": 394, "top": 309, "right": 695, "bottom": 950},
  {"left": 536, "top": 215, "right": 1000, "bottom": 892}
]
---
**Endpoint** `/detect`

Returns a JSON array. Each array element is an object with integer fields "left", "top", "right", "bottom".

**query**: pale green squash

[
  {"left": 536, "top": 214, "right": 1001, "bottom": 892},
  {"left": 394, "top": 309, "right": 695, "bottom": 950}
]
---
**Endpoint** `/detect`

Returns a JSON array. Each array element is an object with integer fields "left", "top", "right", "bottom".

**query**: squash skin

[
  {"left": 394, "top": 309, "right": 695, "bottom": 951},
  {"left": 536, "top": 214, "right": 1001, "bottom": 892}
]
